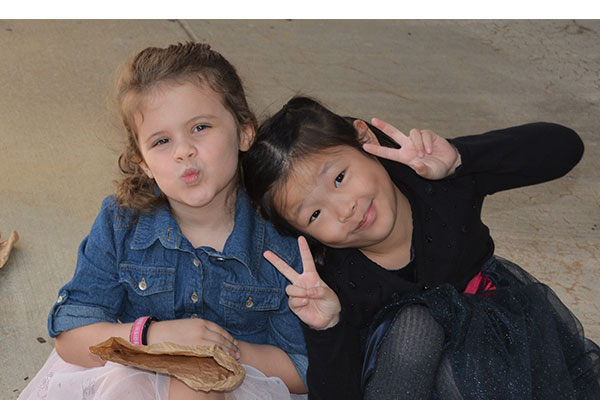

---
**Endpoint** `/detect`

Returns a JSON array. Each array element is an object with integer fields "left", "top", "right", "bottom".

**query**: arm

[
  {"left": 258, "top": 236, "right": 339, "bottom": 393},
  {"left": 265, "top": 237, "right": 364, "bottom": 399},
  {"left": 49, "top": 197, "right": 128, "bottom": 365},
  {"left": 363, "top": 119, "right": 583, "bottom": 195},
  {"left": 449, "top": 122, "right": 584, "bottom": 194},
  {"left": 51, "top": 198, "right": 240, "bottom": 367},
  {"left": 56, "top": 318, "right": 242, "bottom": 367},
  {"left": 302, "top": 319, "right": 364, "bottom": 400},
  {"left": 55, "top": 322, "right": 131, "bottom": 367},
  {"left": 236, "top": 341, "right": 306, "bottom": 393}
]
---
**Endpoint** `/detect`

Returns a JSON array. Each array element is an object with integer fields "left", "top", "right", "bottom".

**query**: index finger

[
  {"left": 202, "top": 319, "right": 237, "bottom": 344},
  {"left": 363, "top": 142, "right": 404, "bottom": 161},
  {"left": 297, "top": 236, "right": 317, "bottom": 274},
  {"left": 371, "top": 117, "right": 410, "bottom": 146},
  {"left": 264, "top": 250, "right": 300, "bottom": 284}
]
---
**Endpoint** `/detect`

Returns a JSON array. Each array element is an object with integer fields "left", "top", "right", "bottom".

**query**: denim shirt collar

[{"left": 130, "top": 188, "right": 265, "bottom": 277}]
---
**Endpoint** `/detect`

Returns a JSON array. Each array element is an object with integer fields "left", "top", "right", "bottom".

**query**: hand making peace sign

[
  {"left": 264, "top": 236, "right": 342, "bottom": 331},
  {"left": 362, "top": 118, "right": 462, "bottom": 180}
]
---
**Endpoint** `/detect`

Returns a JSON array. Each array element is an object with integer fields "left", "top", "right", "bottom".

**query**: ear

[
  {"left": 138, "top": 160, "right": 154, "bottom": 179},
  {"left": 239, "top": 124, "right": 256, "bottom": 152},
  {"left": 353, "top": 119, "right": 380, "bottom": 146}
]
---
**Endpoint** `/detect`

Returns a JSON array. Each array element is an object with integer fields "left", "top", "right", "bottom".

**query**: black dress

[{"left": 302, "top": 122, "right": 600, "bottom": 399}]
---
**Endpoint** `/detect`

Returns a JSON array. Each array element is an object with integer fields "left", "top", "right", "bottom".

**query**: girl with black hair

[{"left": 242, "top": 96, "right": 600, "bottom": 399}]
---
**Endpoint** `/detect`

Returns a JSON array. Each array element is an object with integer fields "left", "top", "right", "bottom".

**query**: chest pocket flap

[
  {"left": 119, "top": 264, "right": 175, "bottom": 296},
  {"left": 220, "top": 282, "right": 281, "bottom": 312}
]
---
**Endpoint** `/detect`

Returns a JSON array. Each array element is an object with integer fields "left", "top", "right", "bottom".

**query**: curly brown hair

[{"left": 115, "top": 42, "right": 257, "bottom": 212}]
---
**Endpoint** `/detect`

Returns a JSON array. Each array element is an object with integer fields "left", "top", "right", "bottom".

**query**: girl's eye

[
  {"left": 193, "top": 124, "right": 208, "bottom": 133},
  {"left": 153, "top": 138, "right": 170, "bottom": 147},
  {"left": 309, "top": 210, "right": 320, "bottom": 224},
  {"left": 334, "top": 171, "right": 345, "bottom": 188}
]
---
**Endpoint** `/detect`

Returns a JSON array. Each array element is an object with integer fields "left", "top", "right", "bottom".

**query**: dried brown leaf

[{"left": 0, "top": 230, "right": 19, "bottom": 269}]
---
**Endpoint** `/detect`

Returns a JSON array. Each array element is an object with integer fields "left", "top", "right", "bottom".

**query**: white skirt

[{"left": 18, "top": 349, "right": 307, "bottom": 400}]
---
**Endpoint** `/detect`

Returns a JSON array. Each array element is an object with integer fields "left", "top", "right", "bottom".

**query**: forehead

[
  {"left": 132, "top": 81, "right": 228, "bottom": 126},
  {"left": 142, "top": 82, "right": 221, "bottom": 112},
  {"left": 132, "top": 83, "right": 237, "bottom": 135}
]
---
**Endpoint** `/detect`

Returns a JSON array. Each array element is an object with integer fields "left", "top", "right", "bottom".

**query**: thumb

[{"left": 409, "top": 160, "right": 428, "bottom": 177}]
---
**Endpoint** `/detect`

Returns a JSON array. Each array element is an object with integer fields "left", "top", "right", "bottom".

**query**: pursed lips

[{"left": 181, "top": 167, "right": 200, "bottom": 184}]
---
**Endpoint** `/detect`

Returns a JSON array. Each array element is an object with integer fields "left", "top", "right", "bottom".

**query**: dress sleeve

[
  {"left": 449, "top": 122, "right": 584, "bottom": 195},
  {"left": 47, "top": 196, "right": 126, "bottom": 337},
  {"left": 302, "top": 318, "right": 364, "bottom": 400}
]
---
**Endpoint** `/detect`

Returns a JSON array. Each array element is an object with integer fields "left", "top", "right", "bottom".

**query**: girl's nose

[
  {"left": 174, "top": 139, "right": 197, "bottom": 161},
  {"left": 336, "top": 198, "right": 357, "bottom": 222}
]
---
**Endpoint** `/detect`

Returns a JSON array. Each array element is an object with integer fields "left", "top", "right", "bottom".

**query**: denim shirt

[{"left": 48, "top": 188, "right": 308, "bottom": 384}]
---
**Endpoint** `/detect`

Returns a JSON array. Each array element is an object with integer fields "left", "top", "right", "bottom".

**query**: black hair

[{"left": 242, "top": 96, "right": 398, "bottom": 264}]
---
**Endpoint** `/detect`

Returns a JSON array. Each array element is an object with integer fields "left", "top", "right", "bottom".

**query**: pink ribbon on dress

[{"left": 463, "top": 271, "right": 496, "bottom": 295}]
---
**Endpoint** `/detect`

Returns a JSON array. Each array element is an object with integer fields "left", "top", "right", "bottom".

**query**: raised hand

[
  {"left": 264, "top": 236, "right": 342, "bottom": 330},
  {"left": 361, "top": 118, "right": 462, "bottom": 180}
]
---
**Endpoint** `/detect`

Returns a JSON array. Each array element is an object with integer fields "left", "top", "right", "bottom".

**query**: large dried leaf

[
  {"left": 90, "top": 337, "right": 245, "bottom": 392},
  {"left": 0, "top": 230, "right": 19, "bottom": 269}
]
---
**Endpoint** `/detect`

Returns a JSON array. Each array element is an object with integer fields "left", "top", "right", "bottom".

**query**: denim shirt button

[
  {"left": 56, "top": 295, "right": 63, "bottom": 303},
  {"left": 138, "top": 277, "right": 147, "bottom": 291},
  {"left": 193, "top": 258, "right": 200, "bottom": 267},
  {"left": 190, "top": 292, "right": 199, "bottom": 303},
  {"left": 245, "top": 296, "right": 254, "bottom": 308},
  {"left": 190, "top": 314, "right": 198, "bottom": 319},
  {"left": 216, "top": 257, "right": 225, "bottom": 262}
]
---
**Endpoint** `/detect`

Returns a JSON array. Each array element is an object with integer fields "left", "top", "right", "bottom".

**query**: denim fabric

[{"left": 47, "top": 188, "right": 308, "bottom": 384}]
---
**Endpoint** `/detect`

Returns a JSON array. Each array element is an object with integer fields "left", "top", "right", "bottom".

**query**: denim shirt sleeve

[
  {"left": 48, "top": 196, "right": 126, "bottom": 337},
  {"left": 262, "top": 233, "right": 309, "bottom": 387}
]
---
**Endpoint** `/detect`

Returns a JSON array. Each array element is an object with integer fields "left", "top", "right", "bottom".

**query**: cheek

[
  {"left": 311, "top": 222, "right": 345, "bottom": 246},
  {"left": 145, "top": 156, "right": 171, "bottom": 175},
  {"left": 213, "top": 138, "right": 240, "bottom": 162}
]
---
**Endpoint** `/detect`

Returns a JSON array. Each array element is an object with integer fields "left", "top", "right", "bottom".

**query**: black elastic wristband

[{"left": 141, "top": 317, "right": 159, "bottom": 346}]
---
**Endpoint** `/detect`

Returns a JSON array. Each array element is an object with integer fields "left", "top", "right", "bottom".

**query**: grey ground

[{"left": 0, "top": 20, "right": 598, "bottom": 398}]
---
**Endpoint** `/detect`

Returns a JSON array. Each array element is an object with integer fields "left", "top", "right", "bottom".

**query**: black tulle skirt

[{"left": 363, "top": 256, "right": 600, "bottom": 399}]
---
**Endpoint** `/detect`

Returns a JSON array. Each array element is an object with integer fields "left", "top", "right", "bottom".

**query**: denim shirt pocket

[
  {"left": 119, "top": 264, "right": 176, "bottom": 320},
  {"left": 219, "top": 282, "right": 281, "bottom": 335}
]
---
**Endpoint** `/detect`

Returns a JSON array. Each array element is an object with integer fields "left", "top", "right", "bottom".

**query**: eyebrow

[{"left": 318, "top": 160, "right": 336, "bottom": 179}]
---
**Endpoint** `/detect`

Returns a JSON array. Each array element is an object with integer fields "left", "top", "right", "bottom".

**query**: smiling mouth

[
  {"left": 181, "top": 168, "right": 200, "bottom": 184},
  {"left": 356, "top": 201, "right": 375, "bottom": 231}
]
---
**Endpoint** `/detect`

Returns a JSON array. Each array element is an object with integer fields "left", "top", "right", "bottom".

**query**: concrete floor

[{"left": 0, "top": 20, "right": 599, "bottom": 398}]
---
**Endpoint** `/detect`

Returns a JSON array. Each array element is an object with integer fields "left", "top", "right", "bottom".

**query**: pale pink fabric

[{"left": 19, "top": 349, "right": 307, "bottom": 400}]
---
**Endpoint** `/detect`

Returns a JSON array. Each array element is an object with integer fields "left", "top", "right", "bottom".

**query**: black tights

[{"left": 364, "top": 305, "right": 463, "bottom": 400}]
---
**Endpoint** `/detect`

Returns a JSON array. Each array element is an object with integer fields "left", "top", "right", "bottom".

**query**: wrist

[
  {"left": 315, "top": 314, "right": 340, "bottom": 331},
  {"left": 129, "top": 316, "right": 158, "bottom": 346},
  {"left": 448, "top": 145, "right": 462, "bottom": 175}
]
